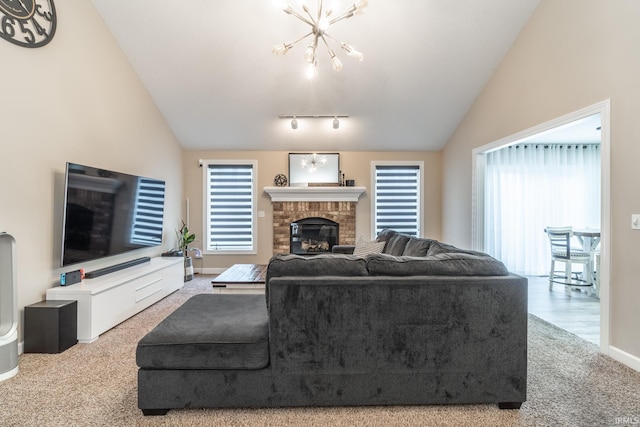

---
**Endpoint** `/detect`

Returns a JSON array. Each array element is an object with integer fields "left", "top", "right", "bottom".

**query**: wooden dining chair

[{"left": 545, "top": 226, "right": 593, "bottom": 296}]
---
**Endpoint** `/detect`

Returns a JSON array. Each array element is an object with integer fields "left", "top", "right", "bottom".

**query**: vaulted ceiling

[{"left": 92, "top": 0, "right": 541, "bottom": 151}]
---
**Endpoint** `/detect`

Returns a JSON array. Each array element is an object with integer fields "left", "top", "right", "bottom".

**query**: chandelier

[{"left": 272, "top": 0, "right": 368, "bottom": 78}]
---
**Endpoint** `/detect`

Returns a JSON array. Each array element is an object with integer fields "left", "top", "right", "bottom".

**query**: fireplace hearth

[{"left": 290, "top": 217, "right": 338, "bottom": 255}]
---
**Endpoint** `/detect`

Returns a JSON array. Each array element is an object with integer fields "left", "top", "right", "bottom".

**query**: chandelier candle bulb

[
  {"left": 272, "top": 43, "right": 292, "bottom": 55},
  {"left": 339, "top": 42, "right": 363, "bottom": 61},
  {"left": 306, "top": 62, "right": 318, "bottom": 79},
  {"left": 354, "top": 0, "right": 369, "bottom": 14},
  {"left": 348, "top": 48, "right": 363, "bottom": 61},
  {"left": 330, "top": 52, "right": 343, "bottom": 71},
  {"left": 304, "top": 45, "right": 315, "bottom": 63}
]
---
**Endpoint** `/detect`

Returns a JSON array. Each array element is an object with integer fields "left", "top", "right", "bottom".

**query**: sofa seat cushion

[
  {"left": 136, "top": 294, "right": 269, "bottom": 370},
  {"left": 366, "top": 253, "right": 510, "bottom": 276}
]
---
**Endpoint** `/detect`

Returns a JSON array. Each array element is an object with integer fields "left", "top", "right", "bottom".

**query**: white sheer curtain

[{"left": 484, "top": 144, "right": 600, "bottom": 275}]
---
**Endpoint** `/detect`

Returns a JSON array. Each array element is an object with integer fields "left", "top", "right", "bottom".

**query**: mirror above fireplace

[{"left": 289, "top": 153, "right": 340, "bottom": 186}]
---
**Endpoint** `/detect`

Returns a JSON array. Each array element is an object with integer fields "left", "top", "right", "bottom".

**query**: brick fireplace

[
  {"left": 273, "top": 202, "right": 355, "bottom": 254},
  {"left": 264, "top": 186, "right": 365, "bottom": 255}
]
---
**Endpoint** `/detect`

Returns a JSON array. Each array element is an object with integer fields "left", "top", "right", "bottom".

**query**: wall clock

[{"left": 0, "top": 0, "right": 56, "bottom": 48}]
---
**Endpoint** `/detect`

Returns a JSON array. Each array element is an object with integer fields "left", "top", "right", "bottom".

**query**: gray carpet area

[{"left": 1, "top": 275, "right": 638, "bottom": 426}]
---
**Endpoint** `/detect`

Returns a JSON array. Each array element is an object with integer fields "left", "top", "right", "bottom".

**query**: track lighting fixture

[{"left": 280, "top": 115, "right": 348, "bottom": 130}]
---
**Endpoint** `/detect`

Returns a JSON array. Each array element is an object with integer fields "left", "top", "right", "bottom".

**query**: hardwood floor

[{"left": 527, "top": 275, "right": 600, "bottom": 345}]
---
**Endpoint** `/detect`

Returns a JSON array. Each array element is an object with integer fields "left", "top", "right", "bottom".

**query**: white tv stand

[{"left": 46, "top": 257, "right": 183, "bottom": 343}]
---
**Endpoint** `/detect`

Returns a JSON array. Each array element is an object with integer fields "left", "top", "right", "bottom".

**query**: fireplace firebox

[{"left": 290, "top": 217, "right": 339, "bottom": 255}]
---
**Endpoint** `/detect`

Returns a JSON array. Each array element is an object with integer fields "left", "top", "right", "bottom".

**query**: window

[
  {"left": 130, "top": 177, "right": 165, "bottom": 245},
  {"left": 203, "top": 160, "right": 257, "bottom": 253},
  {"left": 483, "top": 143, "right": 600, "bottom": 275},
  {"left": 372, "top": 162, "right": 423, "bottom": 237}
]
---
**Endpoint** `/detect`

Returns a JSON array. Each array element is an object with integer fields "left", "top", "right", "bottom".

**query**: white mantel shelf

[{"left": 264, "top": 186, "right": 366, "bottom": 202}]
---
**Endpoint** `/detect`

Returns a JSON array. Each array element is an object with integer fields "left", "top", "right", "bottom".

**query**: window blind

[
  {"left": 374, "top": 165, "right": 420, "bottom": 236},
  {"left": 130, "top": 178, "right": 165, "bottom": 245},
  {"left": 206, "top": 163, "right": 254, "bottom": 251}
]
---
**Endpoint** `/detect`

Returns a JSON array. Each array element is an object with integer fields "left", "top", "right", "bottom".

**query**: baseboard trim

[{"left": 609, "top": 345, "right": 640, "bottom": 372}]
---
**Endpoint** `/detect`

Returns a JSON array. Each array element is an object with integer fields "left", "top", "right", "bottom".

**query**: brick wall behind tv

[{"left": 272, "top": 201, "right": 356, "bottom": 254}]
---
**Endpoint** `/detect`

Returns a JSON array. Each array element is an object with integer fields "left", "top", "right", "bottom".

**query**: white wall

[
  {"left": 442, "top": 0, "right": 640, "bottom": 363},
  {"left": 0, "top": 3, "right": 183, "bottom": 343}
]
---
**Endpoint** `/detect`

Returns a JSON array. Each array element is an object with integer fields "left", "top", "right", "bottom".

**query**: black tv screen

[{"left": 61, "top": 162, "right": 166, "bottom": 267}]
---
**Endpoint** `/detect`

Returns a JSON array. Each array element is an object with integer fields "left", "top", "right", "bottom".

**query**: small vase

[{"left": 184, "top": 256, "right": 194, "bottom": 282}]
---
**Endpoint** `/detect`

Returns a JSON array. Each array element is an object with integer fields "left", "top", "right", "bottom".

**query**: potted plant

[{"left": 177, "top": 221, "right": 196, "bottom": 281}]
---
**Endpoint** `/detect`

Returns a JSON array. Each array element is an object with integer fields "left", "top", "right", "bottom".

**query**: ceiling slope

[{"left": 92, "top": 0, "right": 540, "bottom": 151}]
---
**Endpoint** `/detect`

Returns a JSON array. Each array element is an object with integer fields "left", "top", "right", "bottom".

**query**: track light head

[
  {"left": 291, "top": 117, "right": 298, "bottom": 129},
  {"left": 333, "top": 117, "right": 339, "bottom": 129}
]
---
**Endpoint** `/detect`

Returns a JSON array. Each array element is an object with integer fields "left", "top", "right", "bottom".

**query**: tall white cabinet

[{"left": 47, "top": 257, "right": 183, "bottom": 343}]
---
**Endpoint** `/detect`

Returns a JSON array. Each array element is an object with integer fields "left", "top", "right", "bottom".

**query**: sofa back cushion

[
  {"left": 384, "top": 234, "right": 410, "bottom": 255},
  {"left": 427, "top": 241, "right": 490, "bottom": 257},
  {"left": 402, "top": 237, "right": 434, "bottom": 256},
  {"left": 366, "top": 253, "right": 510, "bottom": 276},
  {"left": 376, "top": 230, "right": 409, "bottom": 255},
  {"left": 268, "top": 253, "right": 369, "bottom": 277},
  {"left": 266, "top": 254, "right": 369, "bottom": 305},
  {"left": 375, "top": 229, "right": 436, "bottom": 257}
]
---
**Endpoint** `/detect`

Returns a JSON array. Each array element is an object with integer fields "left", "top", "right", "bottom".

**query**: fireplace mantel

[{"left": 264, "top": 186, "right": 366, "bottom": 202}]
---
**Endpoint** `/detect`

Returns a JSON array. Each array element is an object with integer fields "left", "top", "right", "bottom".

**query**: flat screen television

[{"left": 60, "top": 162, "right": 166, "bottom": 267}]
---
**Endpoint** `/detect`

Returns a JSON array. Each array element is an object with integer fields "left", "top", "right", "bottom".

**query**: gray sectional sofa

[{"left": 136, "top": 230, "right": 528, "bottom": 415}]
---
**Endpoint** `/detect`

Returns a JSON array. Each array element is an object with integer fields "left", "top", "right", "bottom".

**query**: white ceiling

[{"left": 92, "top": 0, "right": 541, "bottom": 152}]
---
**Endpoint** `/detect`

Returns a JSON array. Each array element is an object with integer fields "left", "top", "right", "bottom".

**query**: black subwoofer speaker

[{"left": 24, "top": 300, "right": 77, "bottom": 353}]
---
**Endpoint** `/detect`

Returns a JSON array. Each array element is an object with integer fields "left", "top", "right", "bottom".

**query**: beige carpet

[{"left": 1, "top": 275, "right": 639, "bottom": 427}]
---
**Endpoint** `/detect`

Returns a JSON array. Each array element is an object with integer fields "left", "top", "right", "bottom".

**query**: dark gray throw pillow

[
  {"left": 375, "top": 229, "right": 399, "bottom": 243},
  {"left": 402, "top": 238, "right": 435, "bottom": 257},
  {"left": 383, "top": 234, "right": 411, "bottom": 255}
]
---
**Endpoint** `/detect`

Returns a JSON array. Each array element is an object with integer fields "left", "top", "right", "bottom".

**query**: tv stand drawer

[{"left": 135, "top": 276, "right": 164, "bottom": 303}]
